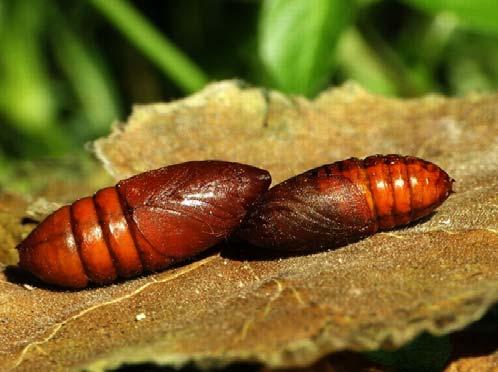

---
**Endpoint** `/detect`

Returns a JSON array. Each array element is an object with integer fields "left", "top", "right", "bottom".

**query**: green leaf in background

[
  {"left": 259, "top": 0, "right": 352, "bottom": 96},
  {"left": 403, "top": 0, "right": 498, "bottom": 36}
]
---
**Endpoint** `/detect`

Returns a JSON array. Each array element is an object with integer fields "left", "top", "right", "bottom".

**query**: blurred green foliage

[
  {"left": 259, "top": 0, "right": 351, "bottom": 94},
  {"left": 1, "top": 0, "right": 498, "bottom": 185}
]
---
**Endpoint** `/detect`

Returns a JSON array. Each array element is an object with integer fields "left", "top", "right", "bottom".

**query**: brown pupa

[
  {"left": 17, "top": 161, "right": 271, "bottom": 288},
  {"left": 237, "top": 154, "right": 454, "bottom": 251}
]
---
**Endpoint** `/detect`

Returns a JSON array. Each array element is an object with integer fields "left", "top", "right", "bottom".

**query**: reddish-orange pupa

[
  {"left": 237, "top": 155, "right": 454, "bottom": 251},
  {"left": 17, "top": 161, "right": 271, "bottom": 288}
]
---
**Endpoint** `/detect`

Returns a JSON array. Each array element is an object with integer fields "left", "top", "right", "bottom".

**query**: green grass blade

[
  {"left": 0, "top": 0, "right": 57, "bottom": 133},
  {"left": 89, "top": 0, "right": 208, "bottom": 93},
  {"left": 50, "top": 14, "right": 121, "bottom": 138},
  {"left": 336, "top": 27, "right": 399, "bottom": 96}
]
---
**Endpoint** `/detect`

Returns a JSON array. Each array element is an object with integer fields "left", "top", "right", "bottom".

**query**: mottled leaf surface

[
  {"left": 0, "top": 194, "right": 31, "bottom": 266},
  {"left": 1, "top": 81, "right": 497, "bottom": 371},
  {"left": 445, "top": 352, "right": 498, "bottom": 372}
]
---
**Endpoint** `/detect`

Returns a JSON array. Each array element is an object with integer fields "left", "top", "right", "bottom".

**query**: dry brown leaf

[
  {"left": 445, "top": 352, "right": 498, "bottom": 372},
  {"left": 1, "top": 81, "right": 497, "bottom": 371},
  {"left": 0, "top": 194, "right": 31, "bottom": 266}
]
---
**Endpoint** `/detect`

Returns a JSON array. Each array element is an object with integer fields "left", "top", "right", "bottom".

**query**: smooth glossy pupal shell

[
  {"left": 238, "top": 155, "right": 453, "bottom": 251},
  {"left": 17, "top": 161, "right": 271, "bottom": 288}
]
